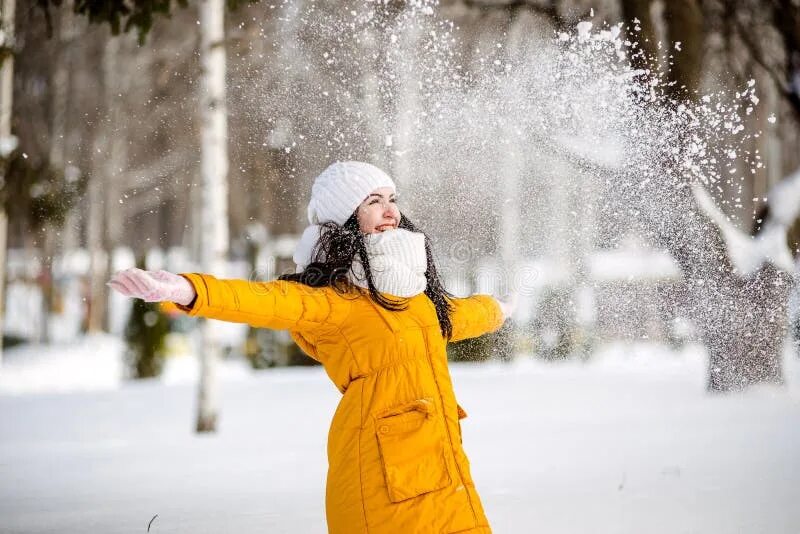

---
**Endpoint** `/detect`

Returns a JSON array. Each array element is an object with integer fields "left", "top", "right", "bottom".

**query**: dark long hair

[{"left": 279, "top": 213, "right": 456, "bottom": 339}]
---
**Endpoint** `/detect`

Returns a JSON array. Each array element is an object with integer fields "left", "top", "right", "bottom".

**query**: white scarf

[{"left": 293, "top": 226, "right": 428, "bottom": 298}]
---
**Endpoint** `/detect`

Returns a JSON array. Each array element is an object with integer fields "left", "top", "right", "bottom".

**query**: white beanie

[
  {"left": 306, "top": 161, "right": 396, "bottom": 225},
  {"left": 294, "top": 161, "right": 399, "bottom": 273}
]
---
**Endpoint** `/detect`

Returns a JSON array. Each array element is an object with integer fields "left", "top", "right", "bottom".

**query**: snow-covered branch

[
  {"left": 764, "top": 167, "right": 800, "bottom": 229},
  {"left": 692, "top": 168, "right": 800, "bottom": 276}
]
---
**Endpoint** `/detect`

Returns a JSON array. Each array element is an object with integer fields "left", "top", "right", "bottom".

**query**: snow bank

[{"left": 1, "top": 346, "right": 798, "bottom": 533}]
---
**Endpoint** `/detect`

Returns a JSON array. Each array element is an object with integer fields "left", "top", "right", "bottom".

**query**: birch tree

[
  {"left": 31, "top": 0, "right": 242, "bottom": 429},
  {"left": 195, "top": 0, "right": 229, "bottom": 432}
]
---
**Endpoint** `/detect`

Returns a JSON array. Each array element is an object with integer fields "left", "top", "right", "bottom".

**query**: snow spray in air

[{"left": 231, "top": 1, "right": 793, "bottom": 389}]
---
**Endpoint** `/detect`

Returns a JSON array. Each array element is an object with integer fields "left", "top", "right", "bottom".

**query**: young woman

[{"left": 109, "top": 161, "right": 516, "bottom": 534}]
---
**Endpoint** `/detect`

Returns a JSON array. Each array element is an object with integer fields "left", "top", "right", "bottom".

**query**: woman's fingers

[
  {"left": 118, "top": 269, "right": 162, "bottom": 300},
  {"left": 119, "top": 270, "right": 150, "bottom": 297},
  {"left": 107, "top": 278, "right": 133, "bottom": 296},
  {"left": 108, "top": 269, "right": 163, "bottom": 301},
  {"left": 109, "top": 272, "right": 140, "bottom": 296},
  {"left": 108, "top": 268, "right": 188, "bottom": 303}
]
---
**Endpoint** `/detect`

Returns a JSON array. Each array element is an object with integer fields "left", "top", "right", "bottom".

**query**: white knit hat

[{"left": 306, "top": 161, "right": 396, "bottom": 225}]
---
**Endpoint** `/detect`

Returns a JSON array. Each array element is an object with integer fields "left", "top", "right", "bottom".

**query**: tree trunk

[
  {"left": 390, "top": 16, "right": 420, "bottom": 190},
  {"left": 88, "top": 34, "right": 130, "bottom": 333},
  {"left": 196, "top": 0, "right": 229, "bottom": 433},
  {"left": 37, "top": 2, "right": 74, "bottom": 343},
  {"left": 361, "top": 28, "right": 388, "bottom": 167},
  {"left": 646, "top": 183, "right": 792, "bottom": 392},
  {"left": 662, "top": 0, "right": 704, "bottom": 100},
  {"left": 38, "top": 226, "right": 56, "bottom": 343},
  {"left": 86, "top": 178, "right": 105, "bottom": 332},
  {"left": 497, "top": 13, "right": 525, "bottom": 273},
  {"left": 0, "top": 0, "right": 14, "bottom": 365},
  {"left": 701, "top": 264, "right": 790, "bottom": 391},
  {"left": 619, "top": 0, "right": 659, "bottom": 77},
  {"left": 770, "top": 0, "right": 800, "bottom": 119},
  {"left": 87, "top": 35, "right": 120, "bottom": 332}
]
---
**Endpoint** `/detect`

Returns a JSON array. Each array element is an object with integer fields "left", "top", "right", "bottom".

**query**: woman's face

[{"left": 356, "top": 186, "right": 400, "bottom": 234}]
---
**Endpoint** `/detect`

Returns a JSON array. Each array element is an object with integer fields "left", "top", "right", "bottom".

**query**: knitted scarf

[{"left": 293, "top": 226, "right": 427, "bottom": 298}]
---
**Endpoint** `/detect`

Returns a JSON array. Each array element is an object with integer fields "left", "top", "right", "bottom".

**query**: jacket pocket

[{"left": 375, "top": 398, "right": 451, "bottom": 503}]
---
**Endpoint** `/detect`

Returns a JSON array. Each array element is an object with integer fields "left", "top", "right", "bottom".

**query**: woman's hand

[
  {"left": 108, "top": 268, "right": 196, "bottom": 306},
  {"left": 495, "top": 291, "right": 518, "bottom": 322}
]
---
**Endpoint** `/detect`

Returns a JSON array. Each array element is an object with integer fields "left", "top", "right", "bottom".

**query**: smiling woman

[
  {"left": 283, "top": 162, "right": 455, "bottom": 323},
  {"left": 108, "top": 161, "right": 517, "bottom": 534},
  {"left": 357, "top": 187, "right": 400, "bottom": 234}
]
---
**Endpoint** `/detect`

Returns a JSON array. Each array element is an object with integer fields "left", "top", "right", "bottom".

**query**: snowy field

[{"left": 1, "top": 341, "right": 799, "bottom": 533}]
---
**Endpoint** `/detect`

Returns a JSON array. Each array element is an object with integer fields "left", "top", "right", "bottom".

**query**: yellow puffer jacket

[{"left": 178, "top": 274, "right": 504, "bottom": 533}]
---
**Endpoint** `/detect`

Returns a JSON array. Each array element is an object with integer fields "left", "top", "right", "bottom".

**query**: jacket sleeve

[
  {"left": 175, "top": 273, "right": 339, "bottom": 331},
  {"left": 447, "top": 294, "right": 505, "bottom": 342}
]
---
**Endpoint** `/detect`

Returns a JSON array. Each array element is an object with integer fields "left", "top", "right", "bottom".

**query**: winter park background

[{"left": 2, "top": 0, "right": 800, "bottom": 532}]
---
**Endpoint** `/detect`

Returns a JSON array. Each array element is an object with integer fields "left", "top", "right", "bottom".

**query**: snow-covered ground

[{"left": 1, "top": 342, "right": 799, "bottom": 533}]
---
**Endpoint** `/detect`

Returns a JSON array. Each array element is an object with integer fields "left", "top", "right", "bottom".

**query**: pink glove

[{"left": 108, "top": 268, "right": 196, "bottom": 306}]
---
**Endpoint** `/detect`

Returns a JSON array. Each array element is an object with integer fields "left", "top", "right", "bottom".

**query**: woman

[{"left": 109, "top": 161, "right": 516, "bottom": 534}]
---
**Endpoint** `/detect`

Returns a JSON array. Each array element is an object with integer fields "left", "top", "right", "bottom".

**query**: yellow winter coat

[{"left": 178, "top": 274, "right": 504, "bottom": 533}]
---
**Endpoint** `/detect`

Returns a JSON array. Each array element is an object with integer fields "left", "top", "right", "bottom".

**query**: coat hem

[{"left": 448, "top": 526, "right": 492, "bottom": 534}]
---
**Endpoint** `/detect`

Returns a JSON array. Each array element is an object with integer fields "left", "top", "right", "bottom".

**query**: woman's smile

[{"left": 357, "top": 186, "right": 401, "bottom": 234}]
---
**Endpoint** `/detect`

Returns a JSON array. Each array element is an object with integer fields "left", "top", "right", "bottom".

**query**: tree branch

[
  {"left": 731, "top": 6, "right": 800, "bottom": 121},
  {"left": 454, "top": 0, "right": 591, "bottom": 30}
]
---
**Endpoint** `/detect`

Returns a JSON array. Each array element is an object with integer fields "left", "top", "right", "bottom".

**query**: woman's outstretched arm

[
  {"left": 109, "top": 268, "right": 337, "bottom": 330},
  {"left": 446, "top": 292, "right": 516, "bottom": 343}
]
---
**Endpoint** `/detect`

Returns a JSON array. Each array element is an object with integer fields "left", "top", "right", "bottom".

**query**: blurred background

[
  {"left": 1, "top": 0, "right": 799, "bottom": 532},
  {"left": 3, "top": 0, "right": 798, "bottom": 389}
]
